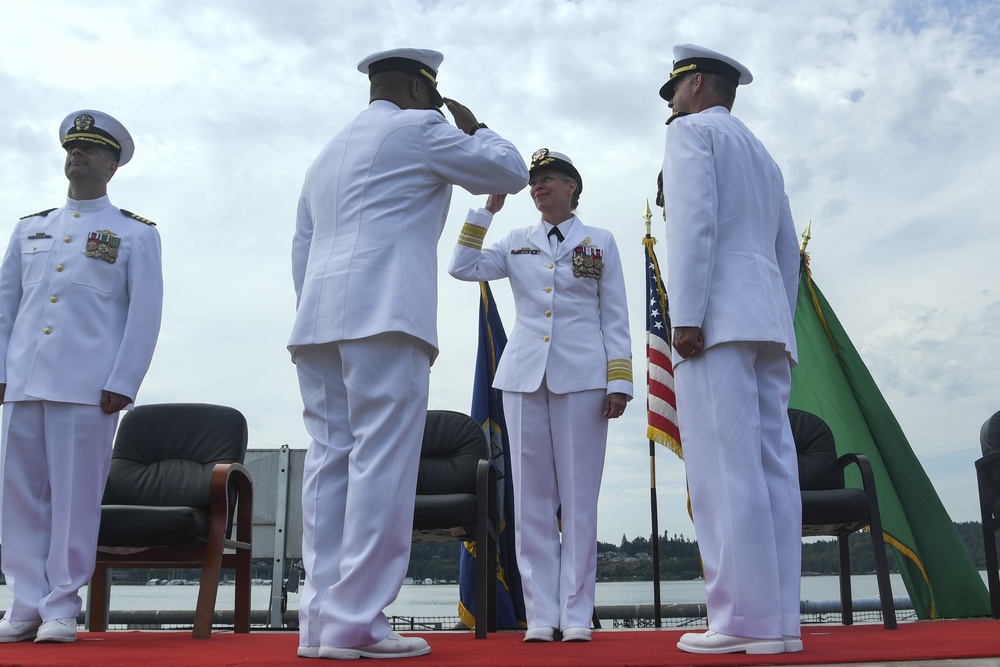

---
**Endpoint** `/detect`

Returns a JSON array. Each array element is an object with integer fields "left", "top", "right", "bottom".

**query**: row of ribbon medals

[
  {"left": 86, "top": 231, "right": 120, "bottom": 264},
  {"left": 573, "top": 246, "right": 603, "bottom": 280}
]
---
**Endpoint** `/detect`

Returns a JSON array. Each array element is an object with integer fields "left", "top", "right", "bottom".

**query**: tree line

[
  {"left": 4, "top": 521, "right": 986, "bottom": 585},
  {"left": 405, "top": 520, "right": 992, "bottom": 583}
]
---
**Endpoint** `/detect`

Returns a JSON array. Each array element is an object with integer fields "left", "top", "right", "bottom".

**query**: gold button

[
  {"left": 544, "top": 287, "right": 552, "bottom": 293},
  {"left": 547, "top": 263, "right": 554, "bottom": 269},
  {"left": 545, "top": 310, "right": 551, "bottom": 317},
  {"left": 73, "top": 212, "right": 81, "bottom": 218},
  {"left": 43, "top": 327, "right": 52, "bottom": 335},
  {"left": 64, "top": 236, "right": 72, "bottom": 243},
  {"left": 543, "top": 336, "right": 550, "bottom": 342},
  {"left": 50, "top": 296, "right": 58, "bottom": 303},
  {"left": 56, "top": 264, "right": 64, "bottom": 272}
]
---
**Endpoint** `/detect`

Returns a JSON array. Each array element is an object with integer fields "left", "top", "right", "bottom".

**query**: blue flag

[{"left": 457, "top": 282, "right": 526, "bottom": 630}]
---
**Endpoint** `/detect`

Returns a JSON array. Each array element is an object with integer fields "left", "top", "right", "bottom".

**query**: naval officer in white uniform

[
  {"left": 0, "top": 110, "right": 163, "bottom": 644},
  {"left": 289, "top": 47, "right": 528, "bottom": 660},
  {"left": 659, "top": 45, "right": 801, "bottom": 655},
  {"left": 449, "top": 149, "right": 632, "bottom": 643}
]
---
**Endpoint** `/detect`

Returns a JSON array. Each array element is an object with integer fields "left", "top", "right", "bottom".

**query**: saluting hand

[
  {"left": 442, "top": 98, "right": 480, "bottom": 135},
  {"left": 485, "top": 194, "right": 506, "bottom": 214}
]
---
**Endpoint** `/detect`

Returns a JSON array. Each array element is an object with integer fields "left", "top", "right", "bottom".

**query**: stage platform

[{"left": 2, "top": 620, "right": 1000, "bottom": 666}]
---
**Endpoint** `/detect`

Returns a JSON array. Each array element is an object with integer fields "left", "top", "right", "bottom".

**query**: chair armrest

[
  {"left": 209, "top": 462, "right": 253, "bottom": 547},
  {"left": 976, "top": 450, "right": 1000, "bottom": 471},
  {"left": 837, "top": 453, "right": 881, "bottom": 511},
  {"left": 475, "top": 458, "right": 499, "bottom": 535}
]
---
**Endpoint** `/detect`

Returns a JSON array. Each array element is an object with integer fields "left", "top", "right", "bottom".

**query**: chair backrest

[
  {"left": 789, "top": 408, "right": 841, "bottom": 491},
  {"left": 101, "top": 403, "right": 249, "bottom": 512},
  {"left": 416, "top": 410, "right": 489, "bottom": 496},
  {"left": 982, "top": 411, "right": 1000, "bottom": 455}
]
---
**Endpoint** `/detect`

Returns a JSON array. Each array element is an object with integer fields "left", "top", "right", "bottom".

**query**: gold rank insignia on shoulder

[
  {"left": 572, "top": 245, "right": 604, "bottom": 280},
  {"left": 120, "top": 209, "right": 156, "bottom": 226},
  {"left": 20, "top": 208, "right": 57, "bottom": 220},
  {"left": 510, "top": 247, "right": 540, "bottom": 255},
  {"left": 85, "top": 229, "right": 121, "bottom": 264}
]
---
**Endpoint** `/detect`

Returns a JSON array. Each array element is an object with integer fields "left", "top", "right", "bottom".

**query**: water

[{"left": 0, "top": 572, "right": 950, "bottom": 619}]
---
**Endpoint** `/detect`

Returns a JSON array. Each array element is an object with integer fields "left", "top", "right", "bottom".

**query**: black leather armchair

[
  {"left": 86, "top": 403, "right": 252, "bottom": 638},
  {"left": 791, "top": 408, "right": 897, "bottom": 629},
  {"left": 975, "top": 411, "right": 1000, "bottom": 618},
  {"left": 412, "top": 410, "right": 498, "bottom": 639}
]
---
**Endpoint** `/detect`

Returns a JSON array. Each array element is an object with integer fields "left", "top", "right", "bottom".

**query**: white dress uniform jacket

[
  {"left": 663, "top": 106, "right": 799, "bottom": 366},
  {"left": 449, "top": 209, "right": 632, "bottom": 397},
  {"left": 0, "top": 196, "right": 163, "bottom": 404},
  {"left": 663, "top": 104, "right": 801, "bottom": 641},
  {"left": 289, "top": 100, "right": 529, "bottom": 362}
]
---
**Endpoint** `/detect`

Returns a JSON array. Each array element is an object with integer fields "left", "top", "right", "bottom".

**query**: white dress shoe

[
  {"left": 677, "top": 630, "right": 784, "bottom": 655},
  {"left": 318, "top": 632, "right": 430, "bottom": 659},
  {"left": 34, "top": 617, "right": 78, "bottom": 643},
  {"left": 0, "top": 618, "right": 41, "bottom": 642},
  {"left": 297, "top": 645, "right": 319, "bottom": 658},
  {"left": 783, "top": 635, "right": 803, "bottom": 652},
  {"left": 560, "top": 626, "right": 592, "bottom": 642},
  {"left": 523, "top": 626, "right": 556, "bottom": 642}
]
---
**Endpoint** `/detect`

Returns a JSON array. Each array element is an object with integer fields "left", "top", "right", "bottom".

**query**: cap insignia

[
  {"left": 74, "top": 114, "right": 95, "bottom": 131},
  {"left": 530, "top": 148, "right": 556, "bottom": 170}
]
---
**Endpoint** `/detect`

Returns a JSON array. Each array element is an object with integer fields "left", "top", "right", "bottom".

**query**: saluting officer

[
  {"left": 289, "top": 47, "right": 528, "bottom": 660},
  {"left": 0, "top": 110, "right": 163, "bottom": 644},
  {"left": 449, "top": 149, "right": 632, "bottom": 643}
]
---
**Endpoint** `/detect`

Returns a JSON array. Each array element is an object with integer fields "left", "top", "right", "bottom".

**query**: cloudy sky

[{"left": 1, "top": 0, "right": 998, "bottom": 545}]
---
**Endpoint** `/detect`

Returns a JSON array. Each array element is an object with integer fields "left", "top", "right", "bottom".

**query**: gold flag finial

[
  {"left": 644, "top": 199, "right": 652, "bottom": 237},
  {"left": 800, "top": 220, "right": 812, "bottom": 252}
]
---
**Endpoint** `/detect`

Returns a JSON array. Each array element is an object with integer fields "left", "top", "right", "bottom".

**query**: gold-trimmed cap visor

[{"left": 59, "top": 110, "right": 134, "bottom": 165}]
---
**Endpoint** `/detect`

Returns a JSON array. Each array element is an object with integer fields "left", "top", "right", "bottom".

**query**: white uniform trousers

[
  {"left": 0, "top": 401, "right": 117, "bottom": 622},
  {"left": 504, "top": 379, "right": 607, "bottom": 631},
  {"left": 675, "top": 341, "right": 801, "bottom": 639},
  {"left": 294, "top": 333, "right": 431, "bottom": 649}
]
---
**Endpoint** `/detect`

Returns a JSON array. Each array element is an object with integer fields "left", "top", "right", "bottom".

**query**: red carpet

[{"left": 1, "top": 620, "right": 999, "bottom": 666}]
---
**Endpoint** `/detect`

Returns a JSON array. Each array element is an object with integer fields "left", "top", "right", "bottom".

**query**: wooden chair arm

[{"left": 209, "top": 462, "right": 253, "bottom": 548}]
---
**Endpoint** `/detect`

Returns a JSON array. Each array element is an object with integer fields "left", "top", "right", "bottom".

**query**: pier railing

[{"left": 79, "top": 597, "right": 915, "bottom": 632}]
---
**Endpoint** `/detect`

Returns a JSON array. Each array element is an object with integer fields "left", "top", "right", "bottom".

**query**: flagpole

[{"left": 643, "top": 199, "right": 663, "bottom": 628}]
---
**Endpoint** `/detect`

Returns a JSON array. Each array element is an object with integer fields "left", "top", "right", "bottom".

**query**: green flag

[{"left": 790, "top": 251, "right": 989, "bottom": 619}]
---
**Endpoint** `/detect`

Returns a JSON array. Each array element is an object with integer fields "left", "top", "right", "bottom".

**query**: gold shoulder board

[
  {"left": 19, "top": 208, "right": 57, "bottom": 220},
  {"left": 120, "top": 209, "right": 156, "bottom": 226}
]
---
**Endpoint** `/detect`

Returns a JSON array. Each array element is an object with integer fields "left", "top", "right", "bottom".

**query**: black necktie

[{"left": 547, "top": 226, "right": 564, "bottom": 242}]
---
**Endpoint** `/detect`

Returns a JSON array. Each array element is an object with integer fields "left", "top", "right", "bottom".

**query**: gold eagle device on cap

[{"left": 59, "top": 110, "right": 135, "bottom": 166}]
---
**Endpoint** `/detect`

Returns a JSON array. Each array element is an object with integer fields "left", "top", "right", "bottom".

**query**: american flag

[{"left": 643, "top": 237, "right": 682, "bottom": 457}]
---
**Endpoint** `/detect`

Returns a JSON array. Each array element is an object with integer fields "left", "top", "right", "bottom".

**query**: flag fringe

[{"left": 648, "top": 427, "right": 683, "bottom": 459}]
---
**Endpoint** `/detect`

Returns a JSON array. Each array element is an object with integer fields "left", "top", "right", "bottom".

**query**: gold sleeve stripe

[
  {"left": 607, "top": 358, "right": 633, "bottom": 383},
  {"left": 457, "top": 222, "right": 487, "bottom": 249}
]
